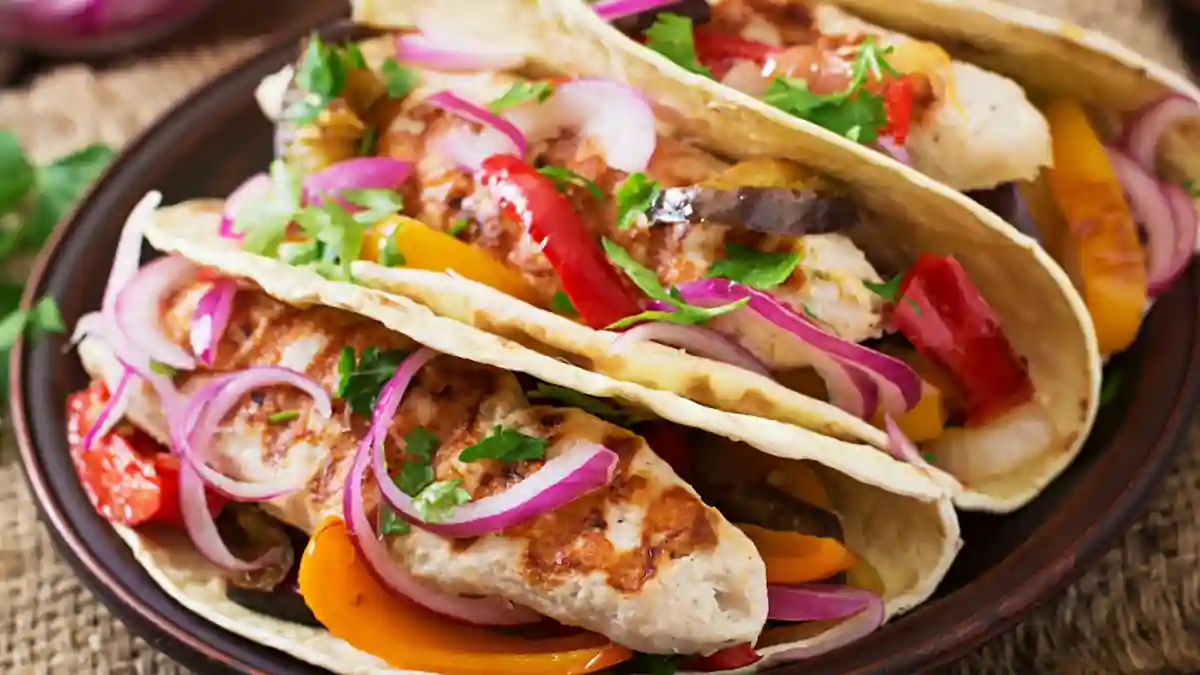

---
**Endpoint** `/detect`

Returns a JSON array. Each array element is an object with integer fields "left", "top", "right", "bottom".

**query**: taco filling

[
  {"left": 236, "top": 35, "right": 1049, "bottom": 488},
  {"left": 64, "top": 191, "right": 946, "bottom": 673}
]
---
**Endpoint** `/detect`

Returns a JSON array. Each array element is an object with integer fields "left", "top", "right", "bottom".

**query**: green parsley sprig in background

[{"left": 0, "top": 131, "right": 113, "bottom": 401}]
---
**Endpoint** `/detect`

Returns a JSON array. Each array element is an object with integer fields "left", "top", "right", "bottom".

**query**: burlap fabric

[{"left": 0, "top": 0, "right": 1197, "bottom": 673}]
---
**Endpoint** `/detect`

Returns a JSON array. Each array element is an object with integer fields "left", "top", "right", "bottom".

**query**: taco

[
  {"left": 67, "top": 191, "right": 959, "bottom": 673},
  {"left": 351, "top": 0, "right": 1200, "bottom": 360},
  {"left": 230, "top": 33, "right": 1097, "bottom": 511}
]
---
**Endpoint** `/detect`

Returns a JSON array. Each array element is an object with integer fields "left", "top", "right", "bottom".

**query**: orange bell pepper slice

[
  {"left": 298, "top": 518, "right": 631, "bottom": 675},
  {"left": 1042, "top": 99, "right": 1149, "bottom": 355},
  {"left": 362, "top": 215, "right": 541, "bottom": 306},
  {"left": 871, "top": 380, "right": 946, "bottom": 443},
  {"left": 735, "top": 523, "right": 857, "bottom": 585}
]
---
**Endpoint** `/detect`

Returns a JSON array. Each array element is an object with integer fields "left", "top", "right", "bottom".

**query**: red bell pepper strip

[
  {"left": 685, "top": 643, "right": 762, "bottom": 671},
  {"left": 637, "top": 421, "right": 693, "bottom": 479},
  {"left": 880, "top": 75, "right": 914, "bottom": 144},
  {"left": 67, "top": 380, "right": 226, "bottom": 527},
  {"left": 476, "top": 154, "right": 644, "bottom": 329},
  {"left": 891, "top": 254, "right": 1034, "bottom": 427}
]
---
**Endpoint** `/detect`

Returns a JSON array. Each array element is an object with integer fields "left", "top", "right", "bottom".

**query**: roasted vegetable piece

[
  {"left": 736, "top": 523, "right": 857, "bottom": 585},
  {"left": 1041, "top": 99, "right": 1148, "bottom": 355},
  {"left": 298, "top": 518, "right": 631, "bottom": 675}
]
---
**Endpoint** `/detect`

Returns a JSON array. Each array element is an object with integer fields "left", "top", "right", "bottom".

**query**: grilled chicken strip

[{"left": 78, "top": 281, "right": 768, "bottom": 654}]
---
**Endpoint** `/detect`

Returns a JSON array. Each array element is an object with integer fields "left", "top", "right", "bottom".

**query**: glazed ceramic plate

[{"left": 10, "top": 7, "right": 1200, "bottom": 674}]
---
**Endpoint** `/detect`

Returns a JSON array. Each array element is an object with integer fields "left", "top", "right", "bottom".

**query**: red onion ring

[
  {"left": 103, "top": 191, "right": 162, "bottom": 315},
  {"left": 81, "top": 364, "right": 134, "bottom": 452},
  {"left": 219, "top": 173, "right": 270, "bottom": 241},
  {"left": 1118, "top": 93, "right": 1200, "bottom": 170},
  {"left": 302, "top": 158, "right": 412, "bottom": 207},
  {"left": 189, "top": 279, "right": 238, "bottom": 367},
  {"left": 763, "top": 586, "right": 884, "bottom": 661},
  {"left": 1159, "top": 181, "right": 1198, "bottom": 293},
  {"left": 591, "top": 0, "right": 681, "bottom": 20},
  {"left": 427, "top": 90, "right": 527, "bottom": 163},
  {"left": 883, "top": 414, "right": 936, "bottom": 471},
  {"left": 174, "top": 367, "right": 333, "bottom": 502},
  {"left": 611, "top": 321, "right": 773, "bottom": 378},
  {"left": 814, "top": 359, "right": 878, "bottom": 420},
  {"left": 113, "top": 255, "right": 200, "bottom": 370},
  {"left": 766, "top": 584, "right": 883, "bottom": 622},
  {"left": 179, "top": 460, "right": 284, "bottom": 571},
  {"left": 1104, "top": 147, "right": 1177, "bottom": 290},
  {"left": 394, "top": 33, "right": 524, "bottom": 72},
  {"left": 674, "top": 279, "right": 922, "bottom": 415}
]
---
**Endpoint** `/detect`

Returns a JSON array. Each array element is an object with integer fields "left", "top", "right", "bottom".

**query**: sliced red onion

[
  {"left": 435, "top": 124, "right": 524, "bottom": 174},
  {"left": 1158, "top": 181, "right": 1198, "bottom": 293},
  {"left": 302, "top": 158, "right": 412, "bottom": 207},
  {"left": 427, "top": 90, "right": 527, "bottom": 161},
  {"left": 591, "top": 0, "right": 681, "bottom": 20},
  {"left": 674, "top": 279, "right": 922, "bottom": 415},
  {"left": 1105, "top": 147, "right": 1177, "bottom": 288},
  {"left": 767, "top": 584, "right": 883, "bottom": 622},
  {"left": 720, "top": 59, "right": 770, "bottom": 98},
  {"left": 345, "top": 439, "right": 539, "bottom": 623},
  {"left": 219, "top": 173, "right": 270, "bottom": 240},
  {"left": 103, "top": 191, "right": 162, "bottom": 315},
  {"left": 505, "top": 79, "right": 657, "bottom": 173},
  {"left": 189, "top": 279, "right": 238, "bottom": 367},
  {"left": 763, "top": 586, "right": 885, "bottom": 661},
  {"left": 883, "top": 414, "right": 936, "bottom": 472},
  {"left": 813, "top": 359, "right": 877, "bottom": 420},
  {"left": 174, "top": 367, "right": 333, "bottom": 502},
  {"left": 877, "top": 137, "right": 911, "bottom": 167},
  {"left": 81, "top": 364, "right": 134, "bottom": 452},
  {"left": 113, "top": 255, "right": 200, "bottom": 370},
  {"left": 611, "top": 321, "right": 773, "bottom": 378},
  {"left": 1118, "top": 93, "right": 1200, "bottom": 170},
  {"left": 180, "top": 461, "right": 283, "bottom": 572},
  {"left": 394, "top": 33, "right": 524, "bottom": 72}
]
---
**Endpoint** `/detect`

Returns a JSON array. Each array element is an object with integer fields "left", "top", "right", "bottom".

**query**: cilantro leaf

[
  {"left": 236, "top": 160, "right": 303, "bottom": 256},
  {"left": 537, "top": 165, "right": 604, "bottom": 200},
  {"left": 706, "top": 243, "right": 801, "bottom": 290},
  {"left": 644, "top": 14, "right": 714, "bottom": 79},
  {"left": 0, "top": 309, "right": 30, "bottom": 352},
  {"left": 0, "top": 131, "right": 35, "bottom": 216},
  {"left": 448, "top": 217, "right": 471, "bottom": 238},
  {"left": 614, "top": 172, "right": 661, "bottom": 230},
  {"left": 413, "top": 479, "right": 471, "bottom": 522},
  {"left": 342, "top": 42, "right": 368, "bottom": 70},
  {"left": 380, "top": 57, "right": 419, "bottom": 99},
  {"left": 549, "top": 290, "right": 577, "bottom": 316},
  {"left": 863, "top": 274, "right": 919, "bottom": 313},
  {"left": 16, "top": 144, "right": 115, "bottom": 253},
  {"left": 763, "top": 38, "right": 895, "bottom": 144},
  {"left": 380, "top": 229, "right": 405, "bottom": 267},
  {"left": 293, "top": 197, "right": 368, "bottom": 279},
  {"left": 403, "top": 426, "right": 440, "bottom": 461},
  {"left": 268, "top": 410, "right": 300, "bottom": 424},
  {"left": 459, "top": 425, "right": 548, "bottom": 463},
  {"left": 378, "top": 506, "right": 412, "bottom": 536},
  {"left": 602, "top": 238, "right": 749, "bottom": 329},
  {"left": 1099, "top": 366, "right": 1124, "bottom": 408},
  {"left": 397, "top": 460, "right": 435, "bottom": 497},
  {"left": 289, "top": 34, "right": 351, "bottom": 122},
  {"left": 341, "top": 188, "right": 405, "bottom": 225},
  {"left": 335, "top": 346, "right": 408, "bottom": 416},
  {"left": 489, "top": 81, "right": 555, "bottom": 112},
  {"left": 527, "top": 383, "right": 655, "bottom": 425}
]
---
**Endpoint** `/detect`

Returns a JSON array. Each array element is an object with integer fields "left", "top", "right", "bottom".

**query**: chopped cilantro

[
  {"left": 863, "top": 274, "right": 918, "bottom": 313},
  {"left": 448, "top": 217, "right": 471, "bottom": 238},
  {"left": 292, "top": 197, "right": 368, "bottom": 279},
  {"left": 549, "top": 290, "right": 577, "bottom": 316},
  {"left": 537, "top": 165, "right": 604, "bottom": 200},
  {"left": 614, "top": 172, "right": 661, "bottom": 230},
  {"left": 602, "top": 238, "right": 749, "bottom": 329},
  {"left": 378, "top": 506, "right": 412, "bottom": 536},
  {"left": 489, "top": 81, "right": 555, "bottom": 112},
  {"left": 268, "top": 410, "right": 301, "bottom": 424},
  {"left": 763, "top": 38, "right": 897, "bottom": 144},
  {"left": 357, "top": 125, "right": 380, "bottom": 157},
  {"left": 287, "top": 34, "right": 352, "bottom": 123},
  {"left": 413, "top": 479, "right": 471, "bottom": 522},
  {"left": 235, "top": 160, "right": 303, "bottom": 257},
  {"left": 278, "top": 239, "right": 321, "bottom": 266},
  {"left": 380, "top": 229, "right": 405, "bottom": 267},
  {"left": 0, "top": 296, "right": 64, "bottom": 351},
  {"left": 342, "top": 42, "right": 368, "bottom": 70},
  {"left": 1099, "top": 366, "right": 1124, "bottom": 408},
  {"left": 380, "top": 57, "right": 419, "bottom": 99},
  {"left": 644, "top": 14, "right": 713, "bottom": 79},
  {"left": 341, "top": 188, "right": 405, "bottom": 225},
  {"left": 335, "top": 346, "right": 408, "bottom": 416},
  {"left": 459, "top": 425, "right": 548, "bottom": 463},
  {"left": 706, "top": 243, "right": 802, "bottom": 290},
  {"left": 394, "top": 427, "right": 440, "bottom": 496},
  {"left": 527, "top": 383, "right": 655, "bottom": 425}
]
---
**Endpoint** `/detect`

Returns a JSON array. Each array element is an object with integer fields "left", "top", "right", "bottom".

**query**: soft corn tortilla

[
  {"left": 263, "top": 33, "right": 1099, "bottom": 511},
  {"left": 79, "top": 199, "right": 963, "bottom": 674}
]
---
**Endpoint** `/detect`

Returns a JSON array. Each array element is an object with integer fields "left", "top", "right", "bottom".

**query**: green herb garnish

[
  {"left": 549, "top": 290, "right": 577, "bottom": 316},
  {"left": 380, "top": 57, "right": 419, "bottom": 99},
  {"left": 268, "top": 410, "right": 301, "bottom": 424},
  {"left": 706, "top": 243, "right": 801, "bottom": 290},
  {"left": 413, "top": 479, "right": 472, "bottom": 522},
  {"left": 764, "top": 38, "right": 897, "bottom": 144},
  {"left": 489, "top": 81, "right": 555, "bottom": 112},
  {"left": 287, "top": 34, "right": 352, "bottom": 122},
  {"left": 235, "top": 160, "right": 304, "bottom": 257},
  {"left": 341, "top": 188, "right": 405, "bottom": 224},
  {"left": 459, "top": 425, "right": 548, "bottom": 463},
  {"left": 0, "top": 296, "right": 64, "bottom": 352},
  {"left": 527, "top": 383, "right": 655, "bottom": 425},
  {"left": 378, "top": 506, "right": 412, "bottom": 536},
  {"left": 537, "top": 165, "right": 604, "bottom": 200},
  {"left": 448, "top": 217, "right": 471, "bottom": 238},
  {"left": 380, "top": 229, "right": 405, "bottom": 267},
  {"left": 602, "top": 238, "right": 749, "bottom": 329},
  {"left": 395, "top": 426, "right": 440, "bottom": 496},
  {"left": 614, "top": 172, "right": 661, "bottom": 230},
  {"left": 863, "top": 274, "right": 919, "bottom": 313},
  {"left": 335, "top": 346, "right": 408, "bottom": 416},
  {"left": 644, "top": 14, "right": 713, "bottom": 79}
]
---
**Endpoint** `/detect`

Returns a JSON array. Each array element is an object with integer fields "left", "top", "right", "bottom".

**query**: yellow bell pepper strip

[
  {"left": 871, "top": 380, "right": 946, "bottom": 444},
  {"left": 1042, "top": 99, "right": 1149, "bottom": 355},
  {"left": 362, "top": 215, "right": 541, "bottom": 306},
  {"left": 763, "top": 461, "right": 834, "bottom": 512},
  {"left": 735, "top": 523, "right": 857, "bottom": 585},
  {"left": 298, "top": 518, "right": 631, "bottom": 675}
]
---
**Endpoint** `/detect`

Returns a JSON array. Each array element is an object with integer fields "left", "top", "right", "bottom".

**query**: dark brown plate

[{"left": 9, "top": 7, "right": 1200, "bottom": 674}]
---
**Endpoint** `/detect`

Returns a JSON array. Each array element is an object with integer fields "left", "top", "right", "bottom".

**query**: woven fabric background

[{"left": 0, "top": 0, "right": 1197, "bottom": 673}]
